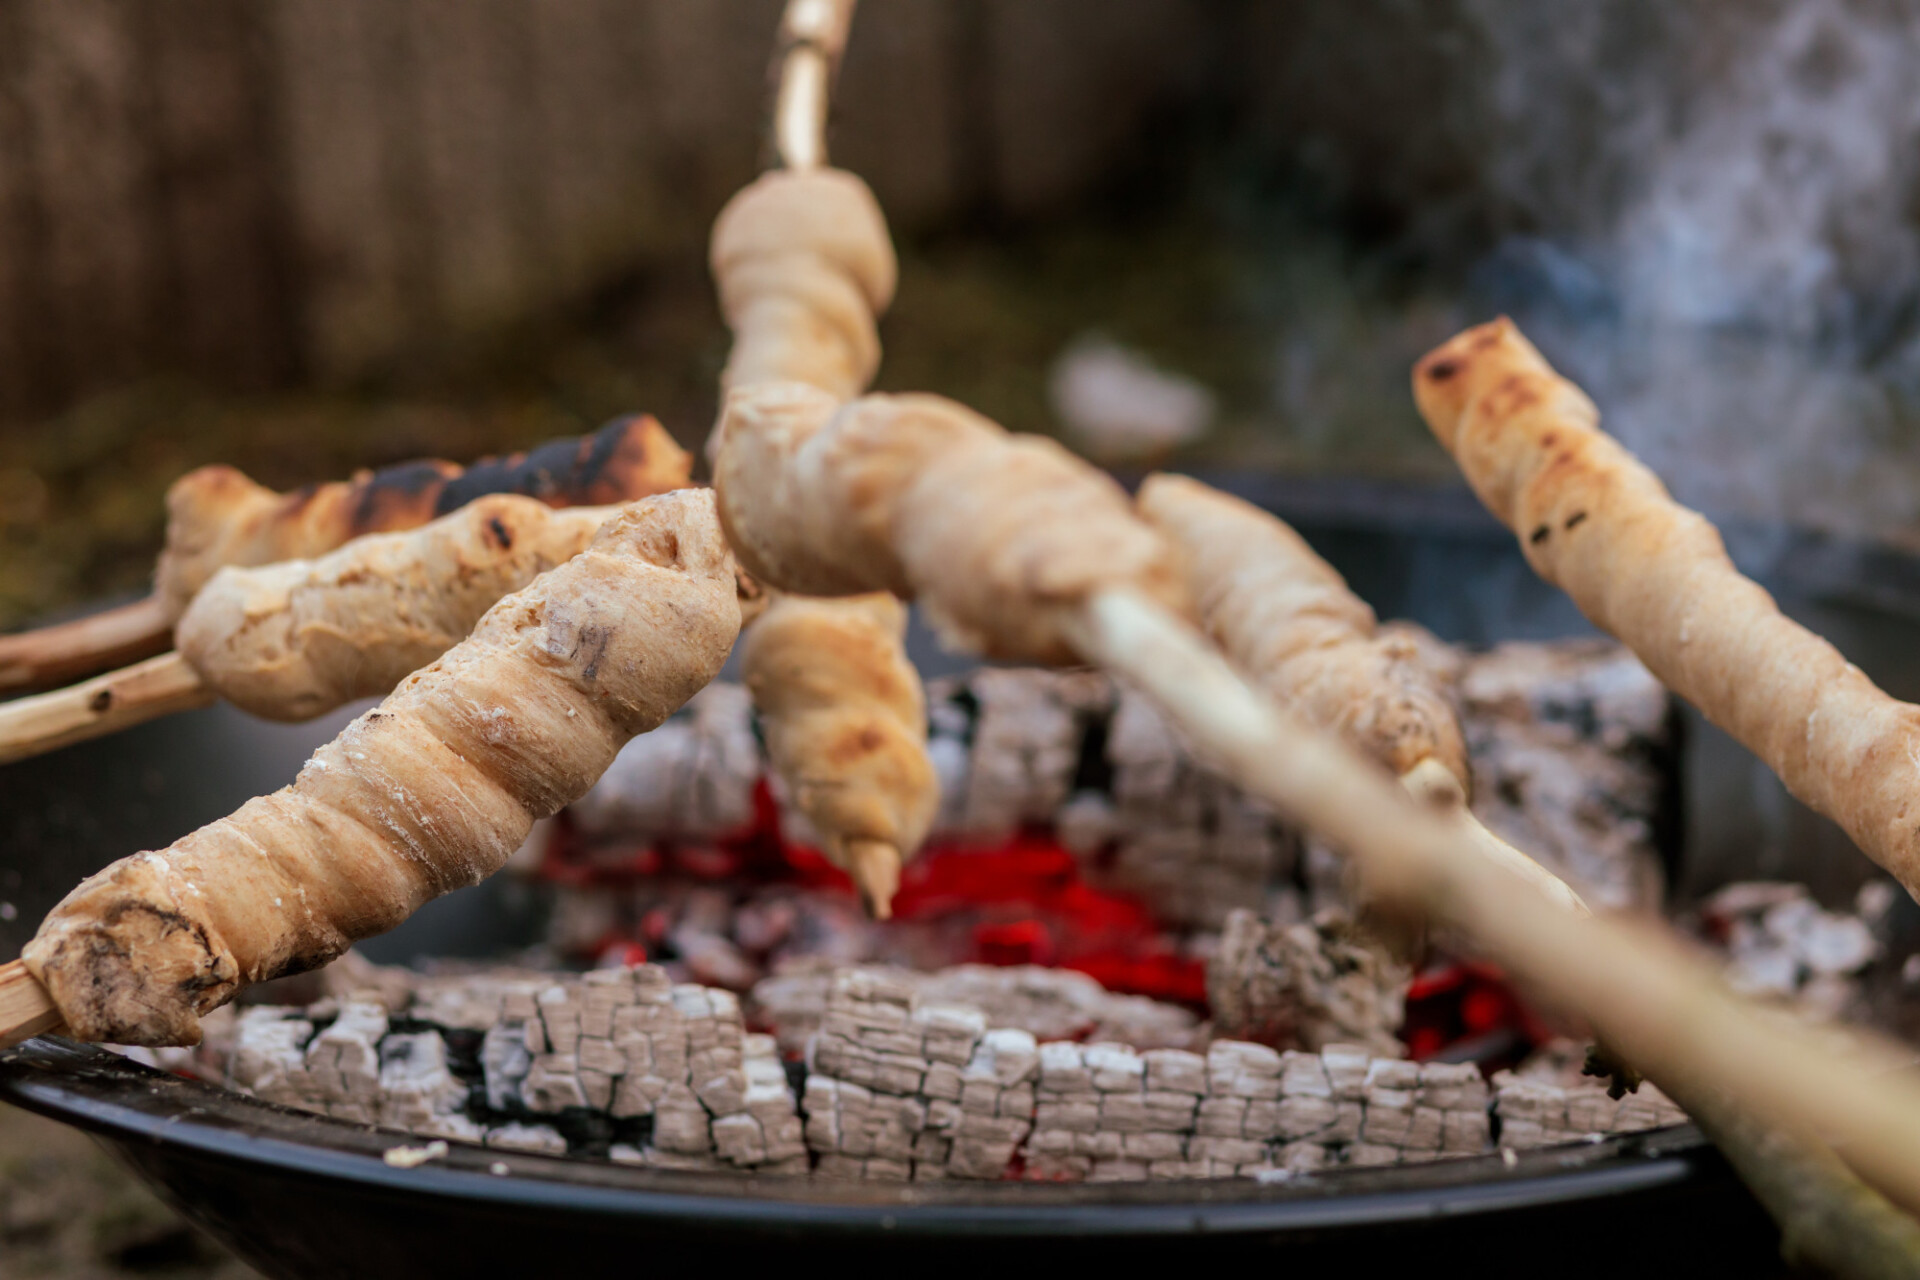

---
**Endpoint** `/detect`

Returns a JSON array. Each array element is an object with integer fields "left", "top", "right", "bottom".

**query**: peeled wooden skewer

[
  {"left": 1138, "top": 473, "right": 1588, "bottom": 917},
  {"left": 0, "top": 653, "right": 213, "bottom": 766},
  {"left": 0, "top": 416, "right": 690, "bottom": 694},
  {"left": 771, "top": 0, "right": 858, "bottom": 172},
  {"left": 0, "top": 959, "right": 61, "bottom": 1050}
]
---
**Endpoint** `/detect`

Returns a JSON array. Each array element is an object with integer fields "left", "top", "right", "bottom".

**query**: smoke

[{"left": 1461, "top": 0, "right": 1920, "bottom": 538}]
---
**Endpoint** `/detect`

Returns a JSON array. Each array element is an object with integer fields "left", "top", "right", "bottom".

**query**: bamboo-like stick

[
  {"left": 1063, "top": 587, "right": 1920, "bottom": 1219},
  {"left": 0, "top": 960, "right": 61, "bottom": 1051},
  {"left": 771, "top": 0, "right": 858, "bottom": 172},
  {"left": 1676, "top": 1081, "right": 1920, "bottom": 1278},
  {"left": 1397, "top": 758, "right": 1589, "bottom": 917},
  {"left": 0, "top": 596, "right": 173, "bottom": 695},
  {"left": 0, "top": 652, "right": 212, "bottom": 766}
]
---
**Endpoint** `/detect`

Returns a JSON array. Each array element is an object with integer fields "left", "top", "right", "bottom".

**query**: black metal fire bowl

[
  {"left": 1, "top": 1037, "right": 1777, "bottom": 1276},
  {"left": 8, "top": 475, "right": 1916, "bottom": 1278}
]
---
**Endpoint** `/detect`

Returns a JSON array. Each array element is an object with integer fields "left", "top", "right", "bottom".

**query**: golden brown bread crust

[
  {"left": 714, "top": 383, "right": 1190, "bottom": 665},
  {"left": 709, "top": 168, "right": 897, "bottom": 407},
  {"left": 1413, "top": 318, "right": 1920, "bottom": 895},
  {"left": 740, "top": 592, "right": 938, "bottom": 873},
  {"left": 177, "top": 496, "right": 616, "bottom": 722},
  {"left": 1138, "top": 473, "right": 1469, "bottom": 786},
  {"left": 27, "top": 490, "right": 740, "bottom": 1045},
  {"left": 708, "top": 166, "right": 936, "bottom": 907},
  {"left": 154, "top": 415, "right": 691, "bottom": 618}
]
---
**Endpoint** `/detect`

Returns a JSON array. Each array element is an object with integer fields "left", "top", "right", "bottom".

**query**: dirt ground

[{"left": 0, "top": 1104, "right": 259, "bottom": 1280}]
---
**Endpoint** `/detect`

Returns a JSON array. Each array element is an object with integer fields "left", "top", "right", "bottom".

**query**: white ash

[
  {"left": 1492, "top": 1071, "right": 1686, "bottom": 1151},
  {"left": 567, "top": 684, "right": 761, "bottom": 849},
  {"left": 941, "top": 669, "right": 1112, "bottom": 841},
  {"left": 485, "top": 1123, "right": 568, "bottom": 1155},
  {"left": 751, "top": 962, "right": 1199, "bottom": 1058},
  {"left": 560, "top": 643, "right": 1672, "bottom": 931},
  {"left": 227, "top": 963, "right": 804, "bottom": 1175},
  {"left": 1695, "top": 880, "right": 1885, "bottom": 1022},
  {"left": 223, "top": 960, "right": 1692, "bottom": 1182},
  {"left": 1100, "top": 686, "right": 1297, "bottom": 929},
  {"left": 797, "top": 966, "right": 1674, "bottom": 1182},
  {"left": 1208, "top": 908, "right": 1408, "bottom": 1056},
  {"left": 1459, "top": 641, "right": 1671, "bottom": 912}
]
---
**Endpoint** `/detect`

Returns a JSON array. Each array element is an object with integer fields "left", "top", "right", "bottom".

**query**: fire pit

[{"left": 5, "top": 475, "right": 1911, "bottom": 1274}]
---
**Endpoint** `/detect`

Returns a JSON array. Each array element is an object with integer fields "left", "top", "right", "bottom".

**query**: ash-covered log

[
  {"left": 559, "top": 640, "right": 1672, "bottom": 930},
  {"left": 1207, "top": 909, "right": 1409, "bottom": 1056},
  {"left": 202, "top": 960, "right": 1690, "bottom": 1180}
]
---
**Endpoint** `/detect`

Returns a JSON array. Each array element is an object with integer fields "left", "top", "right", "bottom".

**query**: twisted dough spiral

[
  {"left": 27, "top": 490, "right": 740, "bottom": 1045},
  {"left": 1415, "top": 318, "right": 1920, "bottom": 896}
]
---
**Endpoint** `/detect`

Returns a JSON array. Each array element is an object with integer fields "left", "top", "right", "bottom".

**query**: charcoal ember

[
  {"left": 937, "top": 669, "right": 1111, "bottom": 840},
  {"left": 224, "top": 961, "right": 1679, "bottom": 1180},
  {"left": 228, "top": 1007, "right": 317, "bottom": 1108},
  {"left": 741, "top": 1034, "right": 807, "bottom": 1164},
  {"left": 304, "top": 1000, "right": 389, "bottom": 1123},
  {"left": 670, "top": 923, "right": 763, "bottom": 992},
  {"left": 1697, "top": 880, "right": 1882, "bottom": 1022},
  {"left": 1493, "top": 1065, "right": 1683, "bottom": 1151},
  {"left": 486, "top": 1123, "right": 568, "bottom": 1154},
  {"left": 1055, "top": 790, "right": 1120, "bottom": 857},
  {"left": 1208, "top": 909, "right": 1408, "bottom": 1056},
  {"left": 753, "top": 963, "right": 1197, "bottom": 1057},
  {"left": 377, "top": 1032, "right": 470, "bottom": 1132},
  {"left": 409, "top": 970, "right": 548, "bottom": 1033},
  {"left": 1102, "top": 687, "right": 1293, "bottom": 927},
  {"left": 482, "top": 1022, "right": 533, "bottom": 1110},
  {"left": 1460, "top": 641, "right": 1671, "bottom": 912},
  {"left": 570, "top": 684, "right": 761, "bottom": 846},
  {"left": 1274, "top": 1140, "right": 1330, "bottom": 1172},
  {"left": 915, "top": 965, "right": 1198, "bottom": 1048}
]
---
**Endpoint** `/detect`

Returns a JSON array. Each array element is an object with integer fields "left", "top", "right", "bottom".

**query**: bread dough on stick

[
  {"left": 1414, "top": 317, "right": 1920, "bottom": 897},
  {"left": 740, "top": 592, "right": 937, "bottom": 918},
  {"left": 710, "top": 167, "right": 936, "bottom": 912},
  {"left": 710, "top": 168, "right": 896, "bottom": 407},
  {"left": 1138, "top": 472, "right": 1587, "bottom": 916},
  {"left": 155, "top": 414, "right": 691, "bottom": 619},
  {"left": 25, "top": 490, "right": 740, "bottom": 1046},
  {"left": 177, "top": 496, "right": 617, "bottom": 722},
  {"left": 1138, "top": 473, "right": 1467, "bottom": 784},
  {"left": 713, "top": 382, "right": 1189, "bottom": 665}
]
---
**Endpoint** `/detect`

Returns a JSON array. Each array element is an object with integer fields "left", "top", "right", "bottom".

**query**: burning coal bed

[{"left": 117, "top": 639, "right": 1898, "bottom": 1183}]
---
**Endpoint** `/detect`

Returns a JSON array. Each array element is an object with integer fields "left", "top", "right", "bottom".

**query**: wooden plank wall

[{"left": 0, "top": 0, "right": 1210, "bottom": 423}]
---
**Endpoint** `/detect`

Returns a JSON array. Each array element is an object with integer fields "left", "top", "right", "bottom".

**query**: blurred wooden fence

[{"left": 0, "top": 0, "right": 1214, "bottom": 421}]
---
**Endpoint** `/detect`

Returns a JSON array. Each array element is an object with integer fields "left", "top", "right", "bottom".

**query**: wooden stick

[
  {"left": 0, "top": 652, "right": 213, "bottom": 766},
  {"left": 0, "top": 595, "right": 172, "bottom": 695},
  {"left": 771, "top": 0, "right": 857, "bottom": 171},
  {"left": 1397, "top": 758, "right": 1590, "bottom": 918},
  {"left": 0, "top": 960, "right": 61, "bottom": 1051},
  {"left": 1064, "top": 587, "right": 1920, "bottom": 1215},
  {"left": 1674, "top": 1079, "right": 1920, "bottom": 1277}
]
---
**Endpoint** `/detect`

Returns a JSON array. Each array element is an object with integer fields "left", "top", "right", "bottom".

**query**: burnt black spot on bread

[
  {"left": 486, "top": 516, "right": 513, "bottom": 550},
  {"left": 1565, "top": 511, "right": 1588, "bottom": 530},
  {"left": 1530, "top": 525, "right": 1551, "bottom": 545},
  {"left": 89, "top": 688, "right": 114, "bottom": 712},
  {"left": 1423, "top": 358, "right": 1460, "bottom": 382}
]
